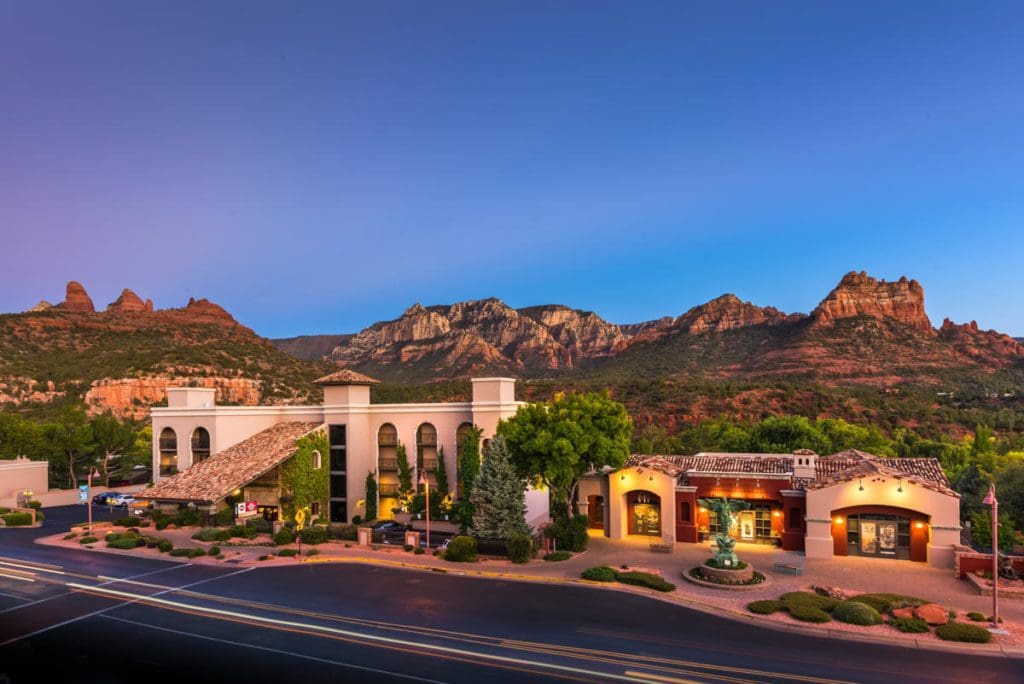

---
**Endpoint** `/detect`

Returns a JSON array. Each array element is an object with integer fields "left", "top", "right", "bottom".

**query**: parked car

[
  {"left": 92, "top": 492, "right": 116, "bottom": 506},
  {"left": 371, "top": 520, "right": 412, "bottom": 533},
  {"left": 372, "top": 519, "right": 412, "bottom": 544},
  {"left": 110, "top": 494, "right": 135, "bottom": 508}
]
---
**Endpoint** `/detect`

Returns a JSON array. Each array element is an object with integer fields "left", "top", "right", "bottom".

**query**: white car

[{"left": 110, "top": 494, "right": 135, "bottom": 508}]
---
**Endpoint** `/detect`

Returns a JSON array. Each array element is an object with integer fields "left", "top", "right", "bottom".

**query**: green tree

[
  {"left": 470, "top": 436, "right": 528, "bottom": 540},
  {"left": 44, "top": 404, "right": 94, "bottom": 489},
  {"left": 749, "top": 415, "right": 829, "bottom": 454},
  {"left": 0, "top": 414, "right": 46, "bottom": 460},
  {"left": 395, "top": 442, "right": 413, "bottom": 501},
  {"left": 90, "top": 412, "right": 136, "bottom": 487},
  {"left": 994, "top": 460, "right": 1024, "bottom": 532},
  {"left": 970, "top": 509, "right": 1016, "bottom": 552},
  {"left": 499, "top": 391, "right": 632, "bottom": 519},
  {"left": 457, "top": 425, "right": 483, "bottom": 531},
  {"left": 365, "top": 470, "right": 378, "bottom": 521},
  {"left": 435, "top": 445, "right": 450, "bottom": 496}
]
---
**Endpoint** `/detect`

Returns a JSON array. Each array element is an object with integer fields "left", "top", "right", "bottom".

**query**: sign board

[
  {"left": 79, "top": 484, "right": 89, "bottom": 504},
  {"left": 294, "top": 508, "right": 306, "bottom": 532},
  {"left": 235, "top": 501, "right": 258, "bottom": 518}
]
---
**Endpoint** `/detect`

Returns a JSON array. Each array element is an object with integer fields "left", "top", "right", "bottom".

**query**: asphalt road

[{"left": 0, "top": 505, "right": 1018, "bottom": 683}]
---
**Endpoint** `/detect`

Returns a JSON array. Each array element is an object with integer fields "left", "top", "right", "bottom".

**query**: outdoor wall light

[
  {"left": 897, "top": 479, "right": 904, "bottom": 493},
  {"left": 915, "top": 522, "right": 924, "bottom": 529},
  {"left": 772, "top": 510, "right": 781, "bottom": 517},
  {"left": 620, "top": 474, "right": 625, "bottom": 481},
  {"left": 834, "top": 517, "right": 844, "bottom": 525},
  {"left": 648, "top": 475, "right": 654, "bottom": 482}
]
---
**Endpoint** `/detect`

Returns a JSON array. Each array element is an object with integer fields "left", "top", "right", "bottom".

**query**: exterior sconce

[
  {"left": 833, "top": 516, "right": 844, "bottom": 525},
  {"left": 620, "top": 473, "right": 625, "bottom": 481},
  {"left": 755, "top": 479, "right": 760, "bottom": 488},
  {"left": 858, "top": 479, "right": 864, "bottom": 491},
  {"left": 772, "top": 510, "right": 780, "bottom": 517},
  {"left": 915, "top": 521, "right": 924, "bottom": 529},
  {"left": 648, "top": 475, "right": 654, "bottom": 482},
  {"left": 897, "top": 479, "right": 903, "bottom": 493}
]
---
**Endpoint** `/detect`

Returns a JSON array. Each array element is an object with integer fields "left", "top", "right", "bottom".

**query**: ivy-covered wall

[{"left": 280, "top": 429, "right": 329, "bottom": 523}]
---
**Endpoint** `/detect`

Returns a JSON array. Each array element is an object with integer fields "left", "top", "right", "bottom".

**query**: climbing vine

[{"left": 280, "top": 429, "right": 329, "bottom": 523}]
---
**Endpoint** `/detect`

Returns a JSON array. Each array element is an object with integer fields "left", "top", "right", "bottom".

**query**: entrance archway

[
  {"left": 626, "top": 490, "right": 661, "bottom": 536},
  {"left": 831, "top": 505, "right": 930, "bottom": 562}
]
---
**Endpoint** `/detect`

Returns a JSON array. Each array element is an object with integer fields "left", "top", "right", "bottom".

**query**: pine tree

[
  {"left": 470, "top": 435, "right": 528, "bottom": 540},
  {"left": 435, "top": 445, "right": 450, "bottom": 496}
]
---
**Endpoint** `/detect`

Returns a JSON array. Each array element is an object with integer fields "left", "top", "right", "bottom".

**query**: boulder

[
  {"left": 914, "top": 603, "right": 949, "bottom": 625},
  {"left": 891, "top": 606, "right": 916, "bottom": 619}
]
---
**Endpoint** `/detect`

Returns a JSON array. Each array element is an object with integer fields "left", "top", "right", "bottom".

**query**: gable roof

[
  {"left": 810, "top": 449, "right": 956, "bottom": 496},
  {"left": 314, "top": 369, "right": 380, "bottom": 385},
  {"left": 137, "top": 422, "right": 323, "bottom": 504}
]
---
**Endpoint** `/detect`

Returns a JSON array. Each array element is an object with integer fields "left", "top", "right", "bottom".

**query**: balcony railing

[
  {"left": 417, "top": 437, "right": 438, "bottom": 447},
  {"left": 378, "top": 484, "right": 399, "bottom": 497},
  {"left": 378, "top": 458, "right": 399, "bottom": 472},
  {"left": 377, "top": 434, "right": 398, "bottom": 447},
  {"left": 420, "top": 458, "right": 439, "bottom": 472}
]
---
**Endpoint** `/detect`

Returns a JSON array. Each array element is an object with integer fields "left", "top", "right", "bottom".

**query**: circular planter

[
  {"left": 699, "top": 562, "right": 754, "bottom": 583},
  {"left": 683, "top": 566, "right": 771, "bottom": 591}
]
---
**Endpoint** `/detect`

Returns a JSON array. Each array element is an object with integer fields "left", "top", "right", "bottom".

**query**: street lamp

[
  {"left": 87, "top": 466, "right": 101, "bottom": 535},
  {"left": 418, "top": 472, "right": 430, "bottom": 550},
  {"left": 982, "top": 484, "right": 1003, "bottom": 632}
]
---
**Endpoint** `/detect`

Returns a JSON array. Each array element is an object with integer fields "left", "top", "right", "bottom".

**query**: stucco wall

[
  {"left": 608, "top": 467, "right": 676, "bottom": 543},
  {"left": 0, "top": 457, "right": 49, "bottom": 504},
  {"left": 805, "top": 476, "right": 961, "bottom": 567}
]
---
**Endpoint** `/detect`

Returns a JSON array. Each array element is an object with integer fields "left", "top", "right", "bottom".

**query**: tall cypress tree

[
  {"left": 364, "top": 470, "right": 378, "bottom": 521},
  {"left": 435, "top": 445, "right": 450, "bottom": 495},
  {"left": 470, "top": 435, "right": 529, "bottom": 540},
  {"left": 396, "top": 442, "right": 413, "bottom": 502},
  {"left": 457, "top": 425, "right": 483, "bottom": 530}
]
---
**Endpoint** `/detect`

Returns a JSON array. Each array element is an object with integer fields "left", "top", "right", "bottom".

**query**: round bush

[
  {"left": 403, "top": 544, "right": 414, "bottom": 552},
  {"left": 847, "top": 593, "right": 925, "bottom": 614},
  {"left": 158, "top": 539, "right": 173, "bottom": 553},
  {"left": 413, "top": 546, "right": 425, "bottom": 555},
  {"left": 26, "top": 500, "right": 42, "bottom": 509},
  {"left": 298, "top": 525, "right": 328, "bottom": 545},
  {"left": 278, "top": 548, "right": 300, "bottom": 557},
  {"left": 272, "top": 528, "right": 296, "bottom": 546},
  {"left": 107, "top": 538, "right": 142, "bottom": 550},
  {"left": 966, "top": 611, "right": 986, "bottom": 622},
  {"left": 748, "top": 600, "right": 785, "bottom": 615},
  {"left": 506, "top": 533, "right": 534, "bottom": 564},
  {"left": 781, "top": 591, "right": 840, "bottom": 612},
  {"left": 832, "top": 601, "right": 882, "bottom": 626},
  {"left": 891, "top": 616, "right": 930, "bottom": 633},
  {"left": 2, "top": 512, "right": 34, "bottom": 527},
  {"left": 208, "top": 545, "right": 220, "bottom": 556},
  {"left": 788, "top": 604, "right": 832, "bottom": 623},
  {"left": 79, "top": 535, "right": 99, "bottom": 544},
  {"left": 543, "top": 551, "right": 572, "bottom": 562},
  {"left": 581, "top": 566, "right": 619, "bottom": 582},
  {"left": 935, "top": 622, "right": 992, "bottom": 643},
  {"left": 444, "top": 536, "right": 478, "bottom": 563}
]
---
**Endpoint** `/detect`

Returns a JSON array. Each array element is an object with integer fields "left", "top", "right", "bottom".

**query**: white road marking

[
  {"left": 0, "top": 590, "right": 32, "bottom": 601},
  {"left": 0, "top": 573, "right": 35, "bottom": 583},
  {"left": 100, "top": 614, "right": 449, "bottom": 683}
]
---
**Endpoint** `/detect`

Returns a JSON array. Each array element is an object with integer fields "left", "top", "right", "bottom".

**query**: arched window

[
  {"left": 376, "top": 424, "right": 400, "bottom": 518},
  {"left": 191, "top": 427, "right": 210, "bottom": 464},
  {"left": 416, "top": 423, "right": 438, "bottom": 483},
  {"left": 159, "top": 428, "right": 178, "bottom": 477},
  {"left": 311, "top": 450, "right": 322, "bottom": 470}
]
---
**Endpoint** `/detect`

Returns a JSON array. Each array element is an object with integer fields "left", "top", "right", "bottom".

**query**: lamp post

[
  {"left": 982, "top": 484, "right": 1000, "bottom": 631},
  {"left": 87, "top": 466, "right": 100, "bottom": 535},
  {"left": 418, "top": 472, "right": 430, "bottom": 550}
]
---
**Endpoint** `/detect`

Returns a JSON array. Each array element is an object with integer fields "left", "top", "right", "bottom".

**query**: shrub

[
  {"left": 306, "top": 548, "right": 320, "bottom": 556},
  {"left": 158, "top": 540, "right": 173, "bottom": 553},
  {"left": 935, "top": 622, "right": 992, "bottom": 643},
  {"left": 891, "top": 616, "right": 930, "bottom": 633},
  {"left": 0, "top": 507, "right": 7, "bottom": 514},
  {"left": 352, "top": 515, "right": 362, "bottom": 525},
  {"left": 139, "top": 521, "right": 151, "bottom": 528},
  {"left": 847, "top": 593, "right": 926, "bottom": 614},
  {"left": 79, "top": 536, "right": 99, "bottom": 544},
  {"left": 966, "top": 612, "right": 986, "bottom": 622},
  {"left": 444, "top": 536, "right": 478, "bottom": 562},
  {"left": 192, "top": 528, "right": 230, "bottom": 542},
  {"left": 788, "top": 605, "right": 832, "bottom": 623},
  {"left": 141, "top": 535, "right": 162, "bottom": 548},
  {"left": 506, "top": 533, "right": 534, "bottom": 564},
  {"left": 616, "top": 571, "right": 676, "bottom": 592},
  {"left": 169, "top": 547, "right": 206, "bottom": 558},
  {"left": 547, "top": 514, "right": 589, "bottom": 552},
  {"left": 114, "top": 516, "right": 141, "bottom": 528},
  {"left": 273, "top": 528, "right": 296, "bottom": 546},
  {"left": 298, "top": 526, "right": 329, "bottom": 545},
  {"left": 403, "top": 544, "right": 414, "bottom": 552},
  {"left": 208, "top": 545, "right": 220, "bottom": 556},
  {"left": 215, "top": 507, "right": 236, "bottom": 526},
  {"left": 278, "top": 548, "right": 300, "bottom": 557},
  {"left": 175, "top": 508, "right": 200, "bottom": 527},
  {"left": 748, "top": 600, "right": 786, "bottom": 615},
  {"left": 107, "top": 538, "right": 142, "bottom": 550},
  {"left": 1, "top": 512, "right": 33, "bottom": 527},
  {"left": 245, "top": 518, "right": 272, "bottom": 533},
  {"left": 105, "top": 532, "right": 120, "bottom": 542},
  {"left": 63, "top": 532, "right": 77, "bottom": 540},
  {"left": 543, "top": 551, "right": 572, "bottom": 562},
  {"left": 228, "top": 525, "right": 257, "bottom": 539},
  {"left": 832, "top": 601, "right": 882, "bottom": 626},
  {"left": 34, "top": 511, "right": 45, "bottom": 522},
  {"left": 413, "top": 547, "right": 425, "bottom": 555},
  {"left": 26, "top": 500, "right": 42, "bottom": 509},
  {"left": 155, "top": 520, "right": 170, "bottom": 531},
  {"left": 334, "top": 524, "right": 358, "bottom": 541},
  {"left": 581, "top": 566, "right": 619, "bottom": 582},
  {"left": 780, "top": 592, "right": 840, "bottom": 612},
  {"left": 258, "top": 554, "right": 272, "bottom": 561},
  {"left": 704, "top": 558, "right": 748, "bottom": 570}
]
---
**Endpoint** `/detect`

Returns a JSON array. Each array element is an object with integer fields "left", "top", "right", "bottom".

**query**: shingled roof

[
  {"left": 138, "top": 422, "right": 323, "bottom": 504},
  {"left": 810, "top": 449, "right": 956, "bottom": 496},
  {"left": 314, "top": 369, "right": 380, "bottom": 385}
]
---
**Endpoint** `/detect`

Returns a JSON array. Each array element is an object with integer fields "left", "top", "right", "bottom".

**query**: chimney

[{"left": 792, "top": 449, "right": 817, "bottom": 480}]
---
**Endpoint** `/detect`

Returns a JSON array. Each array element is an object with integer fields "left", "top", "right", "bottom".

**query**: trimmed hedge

[
  {"left": 334, "top": 524, "right": 358, "bottom": 541},
  {"left": 2, "top": 512, "right": 34, "bottom": 527},
  {"left": 278, "top": 548, "right": 300, "bottom": 557},
  {"left": 298, "top": 526, "right": 329, "bottom": 545},
  {"left": 208, "top": 545, "right": 221, "bottom": 556},
  {"left": 543, "top": 551, "right": 572, "bottom": 562},
  {"left": 169, "top": 547, "right": 206, "bottom": 558},
  {"left": 748, "top": 600, "right": 786, "bottom": 615},
  {"left": 616, "top": 571, "right": 676, "bottom": 593},
  {"left": 788, "top": 604, "right": 832, "bottom": 623},
  {"left": 114, "top": 516, "right": 141, "bottom": 528},
  {"left": 192, "top": 528, "right": 230, "bottom": 542},
  {"left": 79, "top": 536, "right": 99, "bottom": 544},
  {"left": 581, "top": 566, "right": 619, "bottom": 582},
  {"left": 444, "top": 536, "right": 478, "bottom": 563},
  {"left": 228, "top": 525, "right": 258, "bottom": 539},
  {"left": 935, "top": 622, "right": 992, "bottom": 643},
  {"left": 832, "top": 601, "right": 882, "bottom": 626},
  {"left": 107, "top": 538, "right": 143, "bottom": 550},
  {"left": 891, "top": 616, "right": 930, "bottom": 633},
  {"left": 780, "top": 592, "right": 840, "bottom": 612},
  {"left": 847, "top": 593, "right": 926, "bottom": 614},
  {"left": 506, "top": 533, "right": 534, "bottom": 564}
]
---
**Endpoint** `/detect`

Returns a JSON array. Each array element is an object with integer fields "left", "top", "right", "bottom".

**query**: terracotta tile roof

[
  {"left": 811, "top": 449, "right": 956, "bottom": 496},
  {"left": 314, "top": 369, "right": 380, "bottom": 385},
  {"left": 138, "top": 422, "right": 323, "bottom": 504}
]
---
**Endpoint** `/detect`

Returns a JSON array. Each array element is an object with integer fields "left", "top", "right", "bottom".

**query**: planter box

[{"left": 966, "top": 572, "right": 1024, "bottom": 600}]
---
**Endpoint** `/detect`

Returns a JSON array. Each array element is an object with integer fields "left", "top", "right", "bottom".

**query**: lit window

[{"left": 312, "top": 450, "right": 322, "bottom": 470}]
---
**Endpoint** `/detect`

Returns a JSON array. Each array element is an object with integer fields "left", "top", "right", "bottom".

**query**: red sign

[{"left": 235, "top": 501, "right": 258, "bottom": 517}]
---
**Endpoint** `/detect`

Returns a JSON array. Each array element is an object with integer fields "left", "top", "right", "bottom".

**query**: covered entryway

[
  {"left": 831, "top": 506, "right": 930, "bottom": 562},
  {"left": 626, "top": 490, "right": 661, "bottom": 536}
]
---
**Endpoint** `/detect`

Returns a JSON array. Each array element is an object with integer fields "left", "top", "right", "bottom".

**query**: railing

[
  {"left": 420, "top": 459, "right": 439, "bottom": 472},
  {"left": 378, "top": 459, "right": 399, "bottom": 472},
  {"left": 378, "top": 484, "right": 399, "bottom": 497},
  {"left": 377, "top": 434, "right": 398, "bottom": 447},
  {"left": 417, "top": 437, "right": 438, "bottom": 447}
]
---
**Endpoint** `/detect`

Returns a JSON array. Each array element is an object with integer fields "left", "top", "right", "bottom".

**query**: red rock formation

[
  {"left": 26, "top": 301, "right": 52, "bottom": 313},
  {"left": 106, "top": 288, "right": 148, "bottom": 313},
  {"left": 939, "top": 317, "right": 1024, "bottom": 367},
  {"left": 84, "top": 376, "right": 263, "bottom": 419},
  {"left": 812, "top": 272, "right": 932, "bottom": 332},
  {"left": 54, "top": 281, "right": 95, "bottom": 313},
  {"left": 673, "top": 294, "right": 790, "bottom": 335}
]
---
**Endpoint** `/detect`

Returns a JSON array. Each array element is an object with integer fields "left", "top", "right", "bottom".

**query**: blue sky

[{"left": 2, "top": 2, "right": 1023, "bottom": 337}]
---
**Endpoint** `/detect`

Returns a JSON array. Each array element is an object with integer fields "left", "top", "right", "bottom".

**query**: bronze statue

[{"left": 698, "top": 497, "right": 750, "bottom": 566}]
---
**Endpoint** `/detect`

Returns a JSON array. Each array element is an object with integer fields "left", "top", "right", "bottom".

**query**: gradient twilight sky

[{"left": 2, "top": 3, "right": 1023, "bottom": 338}]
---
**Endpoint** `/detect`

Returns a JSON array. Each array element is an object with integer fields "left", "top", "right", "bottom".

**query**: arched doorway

[
  {"left": 831, "top": 505, "right": 930, "bottom": 562},
  {"left": 377, "top": 423, "right": 399, "bottom": 520},
  {"left": 626, "top": 490, "right": 661, "bottom": 536},
  {"left": 191, "top": 427, "right": 210, "bottom": 464},
  {"left": 158, "top": 428, "right": 177, "bottom": 477}
]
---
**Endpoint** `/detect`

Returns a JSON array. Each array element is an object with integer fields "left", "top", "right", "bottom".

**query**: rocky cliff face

[
  {"left": 674, "top": 294, "right": 793, "bottom": 335},
  {"left": 812, "top": 271, "right": 932, "bottom": 332},
  {"left": 84, "top": 376, "right": 262, "bottom": 419},
  {"left": 106, "top": 288, "right": 151, "bottom": 313},
  {"left": 53, "top": 281, "right": 95, "bottom": 313},
  {"left": 938, "top": 318, "right": 1024, "bottom": 367}
]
